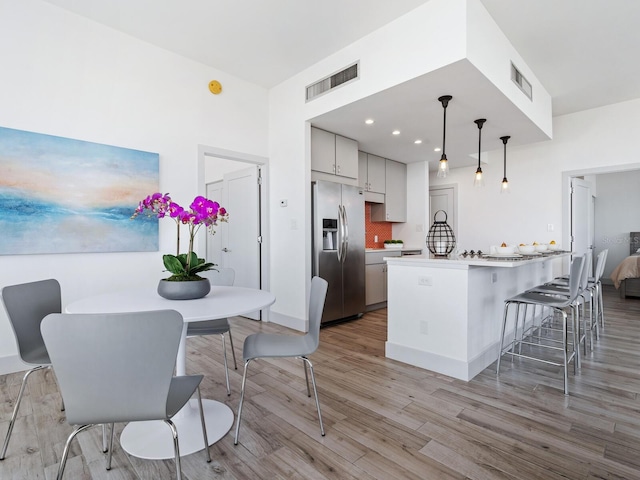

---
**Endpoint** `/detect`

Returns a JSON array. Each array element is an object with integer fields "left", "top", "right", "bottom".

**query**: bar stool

[
  {"left": 540, "top": 249, "right": 607, "bottom": 345},
  {"left": 526, "top": 253, "right": 592, "bottom": 354},
  {"left": 496, "top": 255, "right": 584, "bottom": 395}
]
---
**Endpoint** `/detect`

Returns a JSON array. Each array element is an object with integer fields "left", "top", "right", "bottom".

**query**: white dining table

[{"left": 65, "top": 285, "right": 276, "bottom": 460}]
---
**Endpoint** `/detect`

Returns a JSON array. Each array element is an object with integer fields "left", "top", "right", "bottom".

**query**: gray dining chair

[
  {"left": 186, "top": 267, "right": 237, "bottom": 395},
  {"left": 234, "top": 276, "right": 328, "bottom": 445},
  {"left": 41, "top": 309, "right": 211, "bottom": 480},
  {"left": 0, "top": 279, "right": 62, "bottom": 460}
]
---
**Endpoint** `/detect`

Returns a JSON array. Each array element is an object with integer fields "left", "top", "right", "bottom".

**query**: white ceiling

[{"left": 42, "top": 0, "right": 640, "bottom": 168}]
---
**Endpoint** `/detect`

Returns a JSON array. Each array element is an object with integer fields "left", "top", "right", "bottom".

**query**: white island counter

[{"left": 385, "top": 252, "right": 569, "bottom": 381}]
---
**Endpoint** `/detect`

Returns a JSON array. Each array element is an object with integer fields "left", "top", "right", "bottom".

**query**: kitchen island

[{"left": 385, "top": 252, "right": 569, "bottom": 381}]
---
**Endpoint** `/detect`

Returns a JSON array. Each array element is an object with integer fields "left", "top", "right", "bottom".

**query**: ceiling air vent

[
  {"left": 306, "top": 62, "right": 359, "bottom": 102},
  {"left": 511, "top": 62, "right": 532, "bottom": 100}
]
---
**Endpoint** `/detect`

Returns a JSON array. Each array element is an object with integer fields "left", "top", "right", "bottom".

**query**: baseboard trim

[{"left": 267, "top": 311, "right": 307, "bottom": 332}]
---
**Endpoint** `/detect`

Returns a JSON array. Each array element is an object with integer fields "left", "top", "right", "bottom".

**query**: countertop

[
  {"left": 384, "top": 251, "right": 570, "bottom": 268},
  {"left": 366, "top": 247, "right": 423, "bottom": 253}
]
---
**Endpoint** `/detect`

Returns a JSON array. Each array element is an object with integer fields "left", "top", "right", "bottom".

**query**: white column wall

[{"left": 0, "top": 0, "right": 268, "bottom": 372}]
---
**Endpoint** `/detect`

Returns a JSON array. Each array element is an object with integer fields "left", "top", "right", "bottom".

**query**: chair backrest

[
  {"left": 41, "top": 309, "right": 184, "bottom": 426},
  {"left": 594, "top": 249, "right": 608, "bottom": 281},
  {"left": 200, "top": 268, "right": 235, "bottom": 287},
  {"left": 1, "top": 279, "right": 61, "bottom": 365},
  {"left": 568, "top": 255, "right": 585, "bottom": 301},
  {"left": 306, "top": 276, "right": 329, "bottom": 351},
  {"left": 579, "top": 252, "right": 591, "bottom": 291}
]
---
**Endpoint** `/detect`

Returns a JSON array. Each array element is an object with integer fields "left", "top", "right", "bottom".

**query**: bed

[{"left": 611, "top": 232, "right": 640, "bottom": 298}]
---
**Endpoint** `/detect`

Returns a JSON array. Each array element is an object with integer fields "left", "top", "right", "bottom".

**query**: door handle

[
  {"left": 342, "top": 205, "right": 349, "bottom": 262},
  {"left": 336, "top": 205, "right": 342, "bottom": 263},
  {"left": 222, "top": 247, "right": 230, "bottom": 252}
]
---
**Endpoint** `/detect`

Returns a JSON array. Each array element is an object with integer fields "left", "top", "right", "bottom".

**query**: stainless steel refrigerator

[{"left": 312, "top": 180, "right": 365, "bottom": 324}]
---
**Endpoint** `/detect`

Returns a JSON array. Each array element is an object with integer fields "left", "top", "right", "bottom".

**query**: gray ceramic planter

[{"left": 157, "top": 278, "right": 211, "bottom": 300}]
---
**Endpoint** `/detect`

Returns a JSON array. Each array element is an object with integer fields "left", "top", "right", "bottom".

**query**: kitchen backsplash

[{"left": 365, "top": 203, "right": 392, "bottom": 248}]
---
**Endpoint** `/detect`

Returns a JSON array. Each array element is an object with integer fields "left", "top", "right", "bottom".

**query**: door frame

[
  {"left": 198, "top": 145, "right": 270, "bottom": 297},
  {"left": 562, "top": 162, "right": 640, "bottom": 270}
]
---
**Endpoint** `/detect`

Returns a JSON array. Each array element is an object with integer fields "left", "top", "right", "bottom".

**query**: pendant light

[
  {"left": 500, "top": 135, "right": 511, "bottom": 194},
  {"left": 473, "top": 119, "right": 486, "bottom": 187},
  {"left": 437, "top": 95, "right": 452, "bottom": 178}
]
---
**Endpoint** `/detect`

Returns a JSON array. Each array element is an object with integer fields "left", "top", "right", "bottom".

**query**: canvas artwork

[{"left": 0, "top": 126, "right": 160, "bottom": 255}]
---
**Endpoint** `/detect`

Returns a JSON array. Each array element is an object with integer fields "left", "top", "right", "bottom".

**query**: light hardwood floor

[{"left": 1, "top": 285, "right": 640, "bottom": 479}]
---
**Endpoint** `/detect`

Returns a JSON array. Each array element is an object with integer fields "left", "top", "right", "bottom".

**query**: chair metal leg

[
  {"left": 593, "top": 284, "right": 601, "bottom": 340},
  {"left": 102, "top": 424, "right": 108, "bottom": 453},
  {"left": 106, "top": 423, "right": 115, "bottom": 470},
  {"left": 562, "top": 310, "right": 569, "bottom": 395},
  {"left": 496, "top": 301, "right": 511, "bottom": 375},
  {"left": 227, "top": 330, "right": 238, "bottom": 370},
  {"left": 598, "top": 282, "right": 605, "bottom": 331},
  {"left": 0, "top": 365, "right": 45, "bottom": 460},
  {"left": 195, "top": 386, "right": 211, "bottom": 463},
  {"left": 303, "top": 358, "right": 311, "bottom": 397},
  {"left": 163, "top": 419, "right": 182, "bottom": 480},
  {"left": 302, "top": 357, "right": 325, "bottom": 436},
  {"left": 57, "top": 424, "right": 93, "bottom": 480},
  {"left": 220, "top": 334, "right": 231, "bottom": 396},
  {"left": 234, "top": 359, "right": 252, "bottom": 445}
]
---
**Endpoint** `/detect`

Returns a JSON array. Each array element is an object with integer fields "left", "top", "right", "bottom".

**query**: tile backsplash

[{"left": 365, "top": 203, "right": 392, "bottom": 248}]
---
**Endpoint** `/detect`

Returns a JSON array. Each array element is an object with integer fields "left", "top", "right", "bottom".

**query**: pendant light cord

[
  {"left": 501, "top": 135, "right": 510, "bottom": 180},
  {"left": 442, "top": 103, "right": 447, "bottom": 157},
  {"left": 474, "top": 119, "right": 486, "bottom": 170},
  {"left": 438, "top": 95, "right": 452, "bottom": 160}
]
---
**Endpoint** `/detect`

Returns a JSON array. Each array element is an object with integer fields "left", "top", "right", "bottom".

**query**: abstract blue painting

[{"left": 0, "top": 126, "right": 159, "bottom": 255}]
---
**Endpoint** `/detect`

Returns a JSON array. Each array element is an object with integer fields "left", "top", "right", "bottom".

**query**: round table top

[{"left": 65, "top": 285, "right": 276, "bottom": 322}]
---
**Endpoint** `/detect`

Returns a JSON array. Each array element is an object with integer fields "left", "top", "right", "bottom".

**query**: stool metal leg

[{"left": 496, "top": 301, "right": 511, "bottom": 375}]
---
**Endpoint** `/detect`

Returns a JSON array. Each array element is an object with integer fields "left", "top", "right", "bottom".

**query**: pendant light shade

[
  {"left": 500, "top": 135, "right": 511, "bottom": 194},
  {"left": 437, "top": 95, "right": 452, "bottom": 178},
  {"left": 473, "top": 119, "right": 486, "bottom": 187}
]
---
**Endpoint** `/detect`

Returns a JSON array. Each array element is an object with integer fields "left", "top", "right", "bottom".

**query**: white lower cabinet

[
  {"left": 365, "top": 250, "right": 400, "bottom": 308},
  {"left": 365, "top": 263, "right": 387, "bottom": 305}
]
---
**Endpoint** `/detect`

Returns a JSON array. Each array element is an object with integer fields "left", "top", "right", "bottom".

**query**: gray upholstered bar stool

[{"left": 496, "top": 255, "right": 584, "bottom": 395}]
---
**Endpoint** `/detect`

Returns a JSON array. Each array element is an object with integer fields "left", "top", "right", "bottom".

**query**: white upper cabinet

[
  {"left": 335, "top": 134, "right": 358, "bottom": 179},
  {"left": 358, "top": 151, "right": 386, "bottom": 195},
  {"left": 311, "top": 127, "right": 358, "bottom": 180},
  {"left": 371, "top": 159, "right": 406, "bottom": 222}
]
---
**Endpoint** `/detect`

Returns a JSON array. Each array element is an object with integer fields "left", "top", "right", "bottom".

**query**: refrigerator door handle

[
  {"left": 342, "top": 203, "right": 349, "bottom": 262},
  {"left": 336, "top": 205, "right": 343, "bottom": 263}
]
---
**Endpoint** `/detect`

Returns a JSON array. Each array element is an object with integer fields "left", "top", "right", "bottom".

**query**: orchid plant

[{"left": 131, "top": 193, "right": 228, "bottom": 281}]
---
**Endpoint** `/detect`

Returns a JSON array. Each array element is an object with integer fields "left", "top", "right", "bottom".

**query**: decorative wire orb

[{"left": 426, "top": 210, "right": 456, "bottom": 256}]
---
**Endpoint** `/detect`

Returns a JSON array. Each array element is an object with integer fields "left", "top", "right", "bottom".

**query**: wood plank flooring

[{"left": 1, "top": 285, "right": 640, "bottom": 479}]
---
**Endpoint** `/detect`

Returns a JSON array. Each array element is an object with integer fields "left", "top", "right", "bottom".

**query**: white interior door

[
  {"left": 571, "top": 177, "right": 594, "bottom": 272},
  {"left": 206, "top": 181, "right": 224, "bottom": 267},
  {"left": 222, "top": 166, "right": 261, "bottom": 320}
]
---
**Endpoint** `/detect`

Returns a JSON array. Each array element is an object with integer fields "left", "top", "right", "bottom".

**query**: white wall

[
  {"left": 0, "top": 0, "right": 268, "bottom": 373},
  {"left": 594, "top": 170, "right": 640, "bottom": 281},
  {"left": 429, "top": 98, "right": 640, "bottom": 257}
]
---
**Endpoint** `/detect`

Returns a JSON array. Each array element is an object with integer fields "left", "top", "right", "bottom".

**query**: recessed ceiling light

[
  {"left": 392, "top": 130, "right": 400, "bottom": 135},
  {"left": 434, "top": 147, "right": 441, "bottom": 152},
  {"left": 365, "top": 119, "right": 374, "bottom": 125},
  {"left": 414, "top": 140, "right": 422, "bottom": 144}
]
